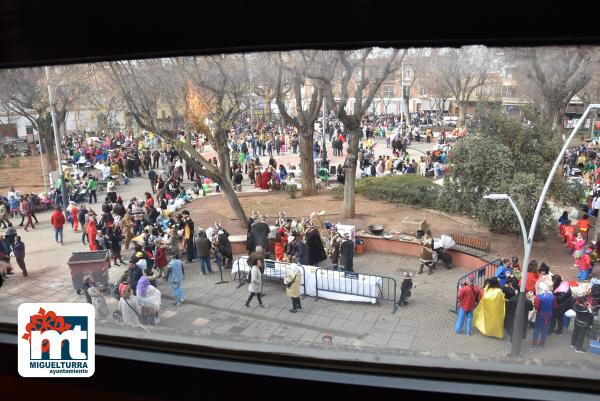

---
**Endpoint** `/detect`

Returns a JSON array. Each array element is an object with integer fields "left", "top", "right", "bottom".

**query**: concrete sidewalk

[{"left": 1, "top": 143, "right": 599, "bottom": 374}]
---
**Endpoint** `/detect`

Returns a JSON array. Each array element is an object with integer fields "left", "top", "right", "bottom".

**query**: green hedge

[{"left": 332, "top": 175, "right": 440, "bottom": 208}]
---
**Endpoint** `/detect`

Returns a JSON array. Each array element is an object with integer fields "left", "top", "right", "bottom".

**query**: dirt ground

[{"left": 183, "top": 190, "right": 578, "bottom": 279}]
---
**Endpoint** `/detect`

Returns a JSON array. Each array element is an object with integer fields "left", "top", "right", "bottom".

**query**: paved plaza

[{"left": 1, "top": 138, "right": 599, "bottom": 377}]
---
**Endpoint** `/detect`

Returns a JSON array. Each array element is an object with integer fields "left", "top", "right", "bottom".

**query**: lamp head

[{"left": 483, "top": 194, "right": 510, "bottom": 201}]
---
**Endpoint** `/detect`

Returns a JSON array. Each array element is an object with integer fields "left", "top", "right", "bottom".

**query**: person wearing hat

[
  {"left": 509, "top": 256, "right": 521, "bottom": 281},
  {"left": 305, "top": 222, "right": 326, "bottom": 266},
  {"left": 455, "top": 274, "right": 481, "bottom": 336},
  {"left": 339, "top": 232, "right": 354, "bottom": 272},
  {"left": 397, "top": 272, "right": 414, "bottom": 307},
  {"left": 216, "top": 227, "right": 233, "bottom": 269},
  {"left": 418, "top": 230, "right": 434, "bottom": 275},
  {"left": 327, "top": 227, "right": 343, "bottom": 270},
  {"left": 127, "top": 256, "right": 144, "bottom": 296}
]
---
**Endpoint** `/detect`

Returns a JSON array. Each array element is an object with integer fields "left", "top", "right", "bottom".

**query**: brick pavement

[{"left": 1, "top": 139, "right": 599, "bottom": 377}]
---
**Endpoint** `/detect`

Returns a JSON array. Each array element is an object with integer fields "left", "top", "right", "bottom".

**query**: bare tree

[
  {"left": 435, "top": 46, "right": 495, "bottom": 126},
  {"left": 509, "top": 46, "right": 597, "bottom": 139},
  {"left": 187, "top": 54, "right": 251, "bottom": 189},
  {"left": 106, "top": 58, "right": 249, "bottom": 227},
  {"left": 325, "top": 48, "right": 405, "bottom": 218},
  {"left": 0, "top": 66, "right": 82, "bottom": 170},
  {"left": 271, "top": 50, "right": 337, "bottom": 196},
  {"left": 83, "top": 64, "right": 126, "bottom": 132}
]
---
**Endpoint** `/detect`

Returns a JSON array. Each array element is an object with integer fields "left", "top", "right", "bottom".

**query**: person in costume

[
  {"left": 87, "top": 213, "right": 99, "bottom": 251},
  {"left": 305, "top": 222, "right": 327, "bottom": 266},
  {"left": 473, "top": 277, "right": 505, "bottom": 339},
  {"left": 531, "top": 282, "right": 557, "bottom": 349},
  {"left": 576, "top": 247, "right": 593, "bottom": 280}
]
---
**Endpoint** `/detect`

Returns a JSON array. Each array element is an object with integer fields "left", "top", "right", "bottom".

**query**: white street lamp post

[{"left": 484, "top": 103, "right": 600, "bottom": 356}]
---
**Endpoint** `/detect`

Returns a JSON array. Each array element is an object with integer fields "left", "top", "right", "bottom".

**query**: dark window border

[{"left": 1, "top": 323, "right": 599, "bottom": 400}]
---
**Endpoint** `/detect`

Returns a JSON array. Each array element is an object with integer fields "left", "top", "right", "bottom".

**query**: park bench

[{"left": 450, "top": 233, "right": 491, "bottom": 257}]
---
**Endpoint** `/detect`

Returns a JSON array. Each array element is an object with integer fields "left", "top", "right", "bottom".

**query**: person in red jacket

[
  {"left": 50, "top": 206, "right": 66, "bottom": 245},
  {"left": 144, "top": 192, "right": 154, "bottom": 213},
  {"left": 87, "top": 213, "right": 99, "bottom": 251},
  {"left": 524, "top": 260, "right": 540, "bottom": 294},
  {"left": 153, "top": 239, "right": 168, "bottom": 273},
  {"left": 455, "top": 274, "right": 482, "bottom": 336}
]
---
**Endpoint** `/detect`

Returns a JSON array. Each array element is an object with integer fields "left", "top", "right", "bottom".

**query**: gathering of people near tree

[{"left": 2, "top": 44, "right": 600, "bottom": 365}]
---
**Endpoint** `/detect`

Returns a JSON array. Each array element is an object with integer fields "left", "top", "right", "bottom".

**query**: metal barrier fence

[
  {"left": 314, "top": 268, "right": 398, "bottom": 314},
  {"left": 451, "top": 258, "right": 502, "bottom": 313},
  {"left": 233, "top": 256, "right": 306, "bottom": 297}
]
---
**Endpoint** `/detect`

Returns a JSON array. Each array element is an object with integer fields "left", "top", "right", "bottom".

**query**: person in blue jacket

[
  {"left": 167, "top": 254, "right": 185, "bottom": 306},
  {"left": 494, "top": 259, "right": 512, "bottom": 287}
]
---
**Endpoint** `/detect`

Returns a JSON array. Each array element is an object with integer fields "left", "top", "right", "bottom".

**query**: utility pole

[
  {"left": 400, "top": 60, "right": 404, "bottom": 137},
  {"left": 322, "top": 96, "right": 328, "bottom": 170},
  {"left": 45, "top": 66, "right": 69, "bottom": 216}
]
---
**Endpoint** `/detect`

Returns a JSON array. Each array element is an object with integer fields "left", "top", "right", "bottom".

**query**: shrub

[
  {"left": 285, "top": 183, "right": 298, "bottom": 199},
  {"left": 332, "top": 175, "right": 441, "bottom": 208},
  {"left": 332, "top": 185, "right": 344, "bottom": 200},
  {"left": 550, "top": 179, "right": 583, "bottom": 208}
]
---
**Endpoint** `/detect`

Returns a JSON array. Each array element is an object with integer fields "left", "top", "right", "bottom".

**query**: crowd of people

[
  {"left": 1, "top": 113, "right": 458, "bottom": 330},
  {"left": 456, "top": 258, "right": 600, "bottom": 352}
]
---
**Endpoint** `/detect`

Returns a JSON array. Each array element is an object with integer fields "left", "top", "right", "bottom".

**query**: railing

[
  {"left": 233, "top": 256, "right": 306, "bottom": 298},
  {"left": 451, "top": 258, "right": 502, "bottom": 313},
  {"left": 314, "top": 268, "right": 398, "bottom": 314}
]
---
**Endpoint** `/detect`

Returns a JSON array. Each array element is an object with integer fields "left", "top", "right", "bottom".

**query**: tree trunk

[
  {"left": 217, "top": 147, "right": 232, "bottom": 185},
  {"left": 403, "top": 96, "right": 410, "bottom": 123},
  {"left": 458, "top": 101, "right": 466, "bottom": 127},
  {"left": 179, "top": 150, "right": 247, "bottom": 228},
  {"left": 298, "top": 126, "right": 317, "bottom": 196},
  {"left": 213, "top": 128, "right": 232, "bottom": 185},
  {"left": 38, "top": 114, "right": 57, "bottom": 171},
  {"left": 549, "top": 106, "right": 566, "bottom": 141},
  {"left": 215, "top": 175, "right": 249, "bottom": 228},
  {"left": 342, "top": 124, "right": 361, "bottom": 219},
  {"left": 265, "top": 96, "right": 273, "bottom": 123}
]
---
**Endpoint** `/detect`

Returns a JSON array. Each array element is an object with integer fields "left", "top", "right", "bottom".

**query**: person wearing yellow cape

[{"left": 473, "top": 276, "right": 506, "bottom": 339}]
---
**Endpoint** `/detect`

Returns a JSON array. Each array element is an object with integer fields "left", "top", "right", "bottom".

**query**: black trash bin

[{"left": 67, "top": 250, "right": 110, "bottom": 293}]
